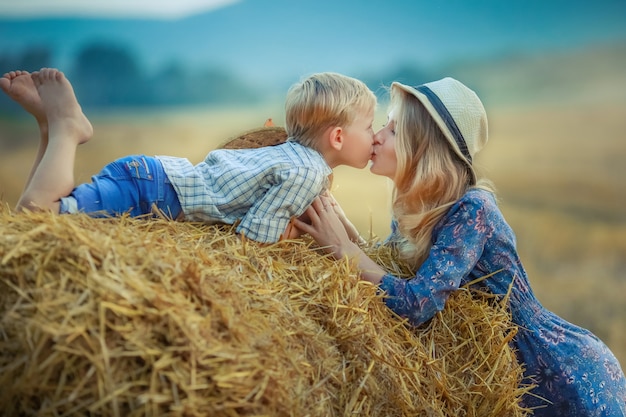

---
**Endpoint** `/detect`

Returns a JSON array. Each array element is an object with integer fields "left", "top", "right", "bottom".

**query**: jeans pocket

[{"left": 123, "top": 156, "right": 154, "bottom": 181}]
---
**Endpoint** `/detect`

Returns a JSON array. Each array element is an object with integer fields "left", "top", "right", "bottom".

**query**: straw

[{"left": 0, "top": 206, "right": 532, "bottom": 416}]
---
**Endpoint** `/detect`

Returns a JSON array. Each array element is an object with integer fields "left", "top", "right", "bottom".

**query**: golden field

[{"left": 1, "top": 47, "right": 625, "bottom": 368}]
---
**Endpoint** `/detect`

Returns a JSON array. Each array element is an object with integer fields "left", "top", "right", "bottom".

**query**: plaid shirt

[{"left": 157, "top": 140, "right": 331, "bottom": 243}]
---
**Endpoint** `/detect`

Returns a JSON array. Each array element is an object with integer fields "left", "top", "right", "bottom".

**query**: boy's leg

[
  {"left": 0, "top": 70, "right": 49, "bottom": 194},
  {"left": 16, "top": 68, "right": 93, "bottom": 213}
]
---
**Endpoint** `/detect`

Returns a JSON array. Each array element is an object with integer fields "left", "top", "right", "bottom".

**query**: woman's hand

[
  {"left": 293, "top": 195, "right": 386, "bottom": 284},
  {"left": 281, "top": 192, "right": 356, "bottom": 242},
  {"left": 321, "top": 192, "right": 366, "bottom": 245},
  {"left": 293, "top": 196, "right": 355, "bottom": 260}
]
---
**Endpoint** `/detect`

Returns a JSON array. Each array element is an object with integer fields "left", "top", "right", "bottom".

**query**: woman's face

[{"left": 370, "top": 111, "right": 397, "bottom": 179}]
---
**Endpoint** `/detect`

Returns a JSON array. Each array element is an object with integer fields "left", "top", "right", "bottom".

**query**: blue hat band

[{"left": 415, "top": 85, "right": 472, "bottom": 164}]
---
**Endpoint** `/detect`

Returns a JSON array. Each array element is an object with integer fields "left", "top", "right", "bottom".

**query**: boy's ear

[{"left": 328, "top": 127, "right": 343, "bottom": 151}]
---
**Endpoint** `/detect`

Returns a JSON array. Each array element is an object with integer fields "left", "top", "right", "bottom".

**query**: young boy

[{"left": 0, "top": 68, "right": 376, "bottom": 243}]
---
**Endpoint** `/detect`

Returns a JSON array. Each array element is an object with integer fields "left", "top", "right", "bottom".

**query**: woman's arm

[
  {"left": 297, "top": 192, "right": 492, "bottom": 327},
  {"left": 378, "top": 196, "right": 491, "bottom": 326},
  {"left": 293, "top": 196, "right": 386, "bottom": 284}
]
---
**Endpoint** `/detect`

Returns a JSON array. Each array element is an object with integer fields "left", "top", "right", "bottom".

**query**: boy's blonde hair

[{"left": 285, "top": 72, "right": 376, "bottom": 150}]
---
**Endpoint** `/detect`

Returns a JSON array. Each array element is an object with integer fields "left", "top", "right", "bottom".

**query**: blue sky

[{"left": 1, "top": 0, "right": 625, "bottom": 86}]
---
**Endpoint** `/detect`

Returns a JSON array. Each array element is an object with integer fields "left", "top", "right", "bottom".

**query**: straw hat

[{"left": 392, "top": 78, "right": 488, "bottom": 184}]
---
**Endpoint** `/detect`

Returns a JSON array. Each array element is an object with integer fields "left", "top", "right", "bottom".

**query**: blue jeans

[{"left": 60, "top": 155, "right": 182, "bottom": 219}]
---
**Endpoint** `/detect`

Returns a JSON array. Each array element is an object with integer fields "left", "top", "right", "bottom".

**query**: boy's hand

[{"left": 280, "top": 212, "right": 310, "bottom": 240}]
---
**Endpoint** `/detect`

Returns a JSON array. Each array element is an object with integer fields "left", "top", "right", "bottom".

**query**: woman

[{"left": 294, "top": 77, "right": 626, "bottom": 416}]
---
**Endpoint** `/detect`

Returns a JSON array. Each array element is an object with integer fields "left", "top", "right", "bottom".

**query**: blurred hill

[
  {"left": 445, "top": 42, "right": 626, "bottom": 107},
  {"left": 1, "top": 40, "right": 625, "bottom": 114},
  {"left": 357, "top": 41, "right": 626, "bottom": 107}
]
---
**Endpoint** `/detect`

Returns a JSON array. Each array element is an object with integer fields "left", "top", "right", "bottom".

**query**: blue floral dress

[{"left": 378, "top": 188, "right": 626, "bottom": 416}]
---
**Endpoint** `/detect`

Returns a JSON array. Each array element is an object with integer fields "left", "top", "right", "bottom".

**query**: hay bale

[
  {"left": 218, "top": 126, "right": 288, "bottom": 150},
  {"left": 0, "top": 206, "right": 532, "bottom": 416}
]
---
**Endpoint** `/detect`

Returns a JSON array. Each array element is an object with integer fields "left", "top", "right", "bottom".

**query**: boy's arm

[{"left": 236, "top": 167, "right": 327, "bottom": 243}]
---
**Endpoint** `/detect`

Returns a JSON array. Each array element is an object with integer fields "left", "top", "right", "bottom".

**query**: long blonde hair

[{"left": 390, "top": 87, "right": 494, "bottom": 268}]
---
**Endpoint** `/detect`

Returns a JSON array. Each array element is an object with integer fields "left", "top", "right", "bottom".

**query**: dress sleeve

[
  {"left": 378, "top": 195, "right": 492, "bottom": 326},
  {"left": 236, "top": 166, "right": 327, "bottom": 243}
]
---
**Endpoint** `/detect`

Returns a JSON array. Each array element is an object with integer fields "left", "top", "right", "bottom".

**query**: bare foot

[
  {"left": 0, "top": 70, "right": 46, "bottom": 122},
  {"left": 32, "top": 68, "right": 93, "bottom": 145}
]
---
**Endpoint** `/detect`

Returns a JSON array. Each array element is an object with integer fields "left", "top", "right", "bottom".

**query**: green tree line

[{"left": 0, "top": 42, "right": 260, "bottom": 113}]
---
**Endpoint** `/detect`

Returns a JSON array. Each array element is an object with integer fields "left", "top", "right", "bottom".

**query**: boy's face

[{"left": 338, "top": 106, "right": 375, "bottom": 169}]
